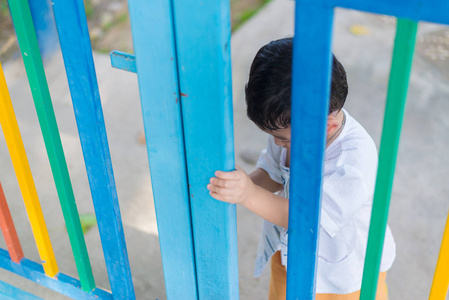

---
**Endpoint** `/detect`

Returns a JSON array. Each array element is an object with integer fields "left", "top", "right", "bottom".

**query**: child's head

[{"left": 245, "top": 37, "right": 348, "bottom": 132}]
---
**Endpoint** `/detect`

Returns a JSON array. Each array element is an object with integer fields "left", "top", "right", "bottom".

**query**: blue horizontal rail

[
  {"left": 0, "top": 280, "right": 43, "bottom": 300},
  {"left": 317, "top": 0, "right": 449, "bottom": 25},
  {"left": 0, "top": 249, "right": 112, "bottom": 300},
  {"left": 110, "top": 51, "right": 137, "bottom": 73}
]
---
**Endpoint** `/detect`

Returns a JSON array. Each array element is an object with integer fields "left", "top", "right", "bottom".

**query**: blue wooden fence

[
  {"left": 0, "top": 0, "right": 448, "bottom": 299},
  {"left": 1, "top": 0, "right": 237, "bottom": 298},
  {"left": 290, "top": 1, "right": 449, "bottom": 299}
]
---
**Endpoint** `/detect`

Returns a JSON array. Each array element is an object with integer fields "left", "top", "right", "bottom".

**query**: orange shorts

[{"left": 268, "top": 251, "right": 388, "bottom": 300}]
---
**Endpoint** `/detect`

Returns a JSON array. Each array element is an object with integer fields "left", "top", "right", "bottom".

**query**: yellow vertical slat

[
  {"left": 0, "top": 62, "right": 58, "bottom": 277},
  {"left": 429, "top": 212, "right": 449, "bottom": 300}
]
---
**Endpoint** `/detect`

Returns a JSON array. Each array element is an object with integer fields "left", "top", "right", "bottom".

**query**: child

[{"left": 207, "top": 37, "right": 395, "bottom": 300}]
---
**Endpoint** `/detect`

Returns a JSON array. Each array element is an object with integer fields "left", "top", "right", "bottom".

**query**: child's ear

[{"left": 326, "top": 115, "right": 340, "bottom": 135}]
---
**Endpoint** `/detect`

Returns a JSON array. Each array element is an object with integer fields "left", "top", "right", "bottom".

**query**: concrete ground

[{"left": 0, "top": 0, "right": 449, "bottom": 299}]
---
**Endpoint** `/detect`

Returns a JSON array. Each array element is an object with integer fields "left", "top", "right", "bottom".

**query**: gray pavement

[{"left": 1, "top": 0, "right": 449, "bottom": 299}]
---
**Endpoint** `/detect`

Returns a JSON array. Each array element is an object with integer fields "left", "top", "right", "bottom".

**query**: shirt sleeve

[
  {"left": 320, "top": 163, "right": 370, "bottom": 238},
  {"left": 256, "top": 135, "right": 283, "bottom": 184}
]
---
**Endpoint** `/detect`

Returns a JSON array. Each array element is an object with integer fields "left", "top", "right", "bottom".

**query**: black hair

[{"left": 245, "top": 37, "right": 348, "bottom": 131}]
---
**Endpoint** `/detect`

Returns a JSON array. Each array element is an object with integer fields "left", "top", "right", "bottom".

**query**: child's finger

[
  {"left": 209, "top": 191, "right": 236, "bottom": 204},
  {"left": 207, "top": 184, "right": 236, "bottom": 196},
  {"left": 209, "top": 191, "right": 225, "bottom": 202},
  {"left": 210, "top": 177, "right": 235, "bottom": 188},
  {"left": 214, "top": 170, "right": 240, "bottom": 180}
]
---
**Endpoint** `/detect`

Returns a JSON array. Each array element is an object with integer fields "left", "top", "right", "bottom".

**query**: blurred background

[
  {"left": 0, "top": 0, "right": 271, "bottom": 61},
  {"left": 1, "top": 0, "right": 449, "bottom": 299}
]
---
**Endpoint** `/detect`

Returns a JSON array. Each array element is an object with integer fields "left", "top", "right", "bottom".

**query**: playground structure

[{"left": 0, "top": 0, "right": 448, "bottom": 299}]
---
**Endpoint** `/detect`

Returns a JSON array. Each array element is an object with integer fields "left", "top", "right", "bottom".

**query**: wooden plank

[
  {"left": 0, "top": 248, "right": 112, "bottom": 300},
  {"left": 171, "top": 1, "right": 239, "bottom": 299},
  {"left": 127, "top": 0, "right": 198, "bottom": 298},
  {"left": 51, "top": 0, "right": 134, "bottom": 296},
  {"left": 0, "top": 58, "right": 57, "bottom": 277},
  {"left": 429, "top": 212, "right": 449, "bottom": 300},
  {"left": 0, "top": 181, "right": 24, "bottom": 263},
  {"left": 7, "top": 0, "right": 95, "bottom": 289},
  {"left": 287, "top": 3, "right": 335, "bottom": 299},
  {"left": 360, "top": 18, "right": 418, "bottom": 300}
]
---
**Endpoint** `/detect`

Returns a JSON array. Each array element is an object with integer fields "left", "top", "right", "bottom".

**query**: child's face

[
  {"left": 265, "top": 127, "right": 291, "bottom": 149},
  {"left": 264, "top": 111, "right": 344, "bottom": 150}
]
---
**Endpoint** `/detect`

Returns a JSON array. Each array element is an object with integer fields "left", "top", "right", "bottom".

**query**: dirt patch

[
  {"left": 0, "top": 2, "right": 17, "bottom": 62},
  {"left": 415, "top": 28, "right": 449, "bottom": 80},
  {"left": 83, "top": 0, "right": 132, "bottom": 54}
]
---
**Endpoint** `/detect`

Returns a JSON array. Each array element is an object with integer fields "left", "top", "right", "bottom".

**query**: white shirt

[{"left": 254, "top": 109, "right": 396, "bottom": 294}]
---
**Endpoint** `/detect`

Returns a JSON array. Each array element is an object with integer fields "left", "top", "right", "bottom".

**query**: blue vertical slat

[
  {"left": 171, "top": 0, "right": 239, "bottom": 299},
  {"left": 127, "top": 0, "right": 198, "bottom": 299},
  {"left": 28, "top": 0, "right": 59, "bottom": 58},
  {"left": 287, "top": 3, "right": 334, "bottom": 299},
  {"left": 51, "top": 0, "right": 135, "bottom": 298}
]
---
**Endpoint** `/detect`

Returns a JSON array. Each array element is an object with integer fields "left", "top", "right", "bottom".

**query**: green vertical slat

[
  {"left": 360, "top": 18, "right": 418, "bottom": 300},
  {"left": 7, "top": 0, "right": 95, "bottom": 291}
]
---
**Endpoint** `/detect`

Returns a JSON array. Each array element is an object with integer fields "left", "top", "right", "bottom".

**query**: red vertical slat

[{"left": 0, "top": 181, "right": 24, "bottom": 263}]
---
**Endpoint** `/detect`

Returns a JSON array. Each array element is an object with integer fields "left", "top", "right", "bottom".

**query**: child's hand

[{"left": 207, "top": 166, "right": 255, "bottom": 205}]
